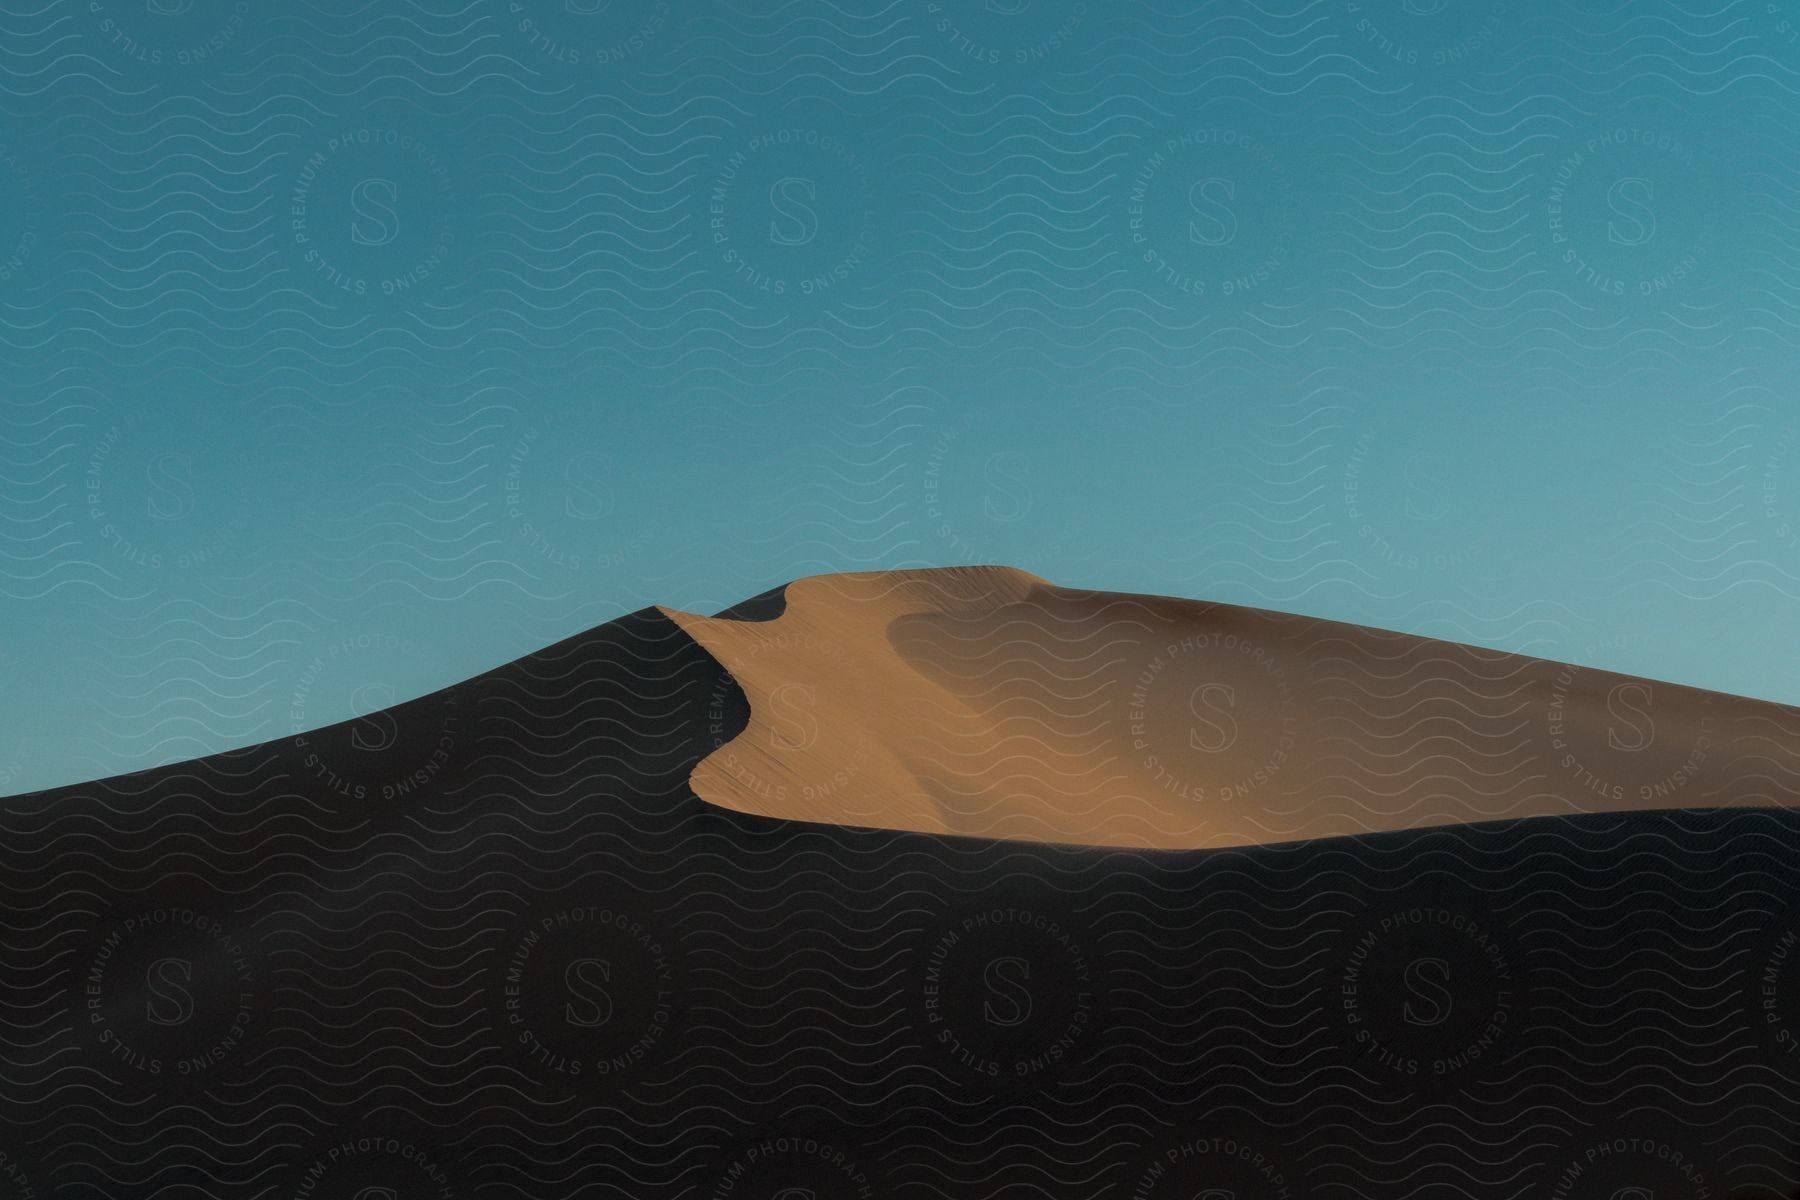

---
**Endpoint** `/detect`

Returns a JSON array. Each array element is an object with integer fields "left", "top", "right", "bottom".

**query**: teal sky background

[{"left": 3, "top": 0, "right": 1799, "bottom": 795}]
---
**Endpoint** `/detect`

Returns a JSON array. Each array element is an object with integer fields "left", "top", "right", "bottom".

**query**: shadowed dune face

[{"left": 661, "top": 566, "right": 1800, "bottom": 849}]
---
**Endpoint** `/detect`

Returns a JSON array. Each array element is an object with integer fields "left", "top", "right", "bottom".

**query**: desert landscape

[{"left": 4, "top": 568, "right": 1798, "bottom": 1197}]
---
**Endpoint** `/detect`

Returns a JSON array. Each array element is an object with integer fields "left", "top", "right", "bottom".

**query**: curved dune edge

[{"left": 659, "top": 566, "right": 1800, "bottom": 850}]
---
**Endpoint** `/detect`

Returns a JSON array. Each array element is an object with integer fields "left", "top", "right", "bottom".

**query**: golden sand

[{"left": 661, "top": 566, "right": 1800, "bottom": 849}]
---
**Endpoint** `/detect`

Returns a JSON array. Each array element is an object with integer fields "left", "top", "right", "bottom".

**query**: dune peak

[{"left": 661, "top": 567, "right": 1800, "bottom": 850}]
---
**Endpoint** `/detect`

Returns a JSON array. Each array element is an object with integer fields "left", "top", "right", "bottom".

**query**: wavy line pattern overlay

[
  {"left": 4, "top": 2, "right": 1800, "bottom": 1193},
  {"left": 3, "top": 0, "right": 1799, "bottom": 796},
  {"left": 6, "top": 579, "right": 1800, "bottom": 1196}
]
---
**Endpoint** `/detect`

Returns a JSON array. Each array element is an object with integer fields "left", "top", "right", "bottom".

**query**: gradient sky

[{"left": 3, "top": 0, "right": 1799, "bottom": 796}]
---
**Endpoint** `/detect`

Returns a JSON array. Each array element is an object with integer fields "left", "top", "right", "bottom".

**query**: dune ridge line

[{"left": 658, "top": 566, "right": 1800, "bottom": 849}]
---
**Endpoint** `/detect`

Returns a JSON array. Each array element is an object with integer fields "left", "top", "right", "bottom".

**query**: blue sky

[{"left": 3, "top": 0, "right": 1799, "bottom": 795}]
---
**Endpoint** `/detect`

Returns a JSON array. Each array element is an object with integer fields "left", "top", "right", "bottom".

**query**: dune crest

[{"left": 659, "top": 567, "right": 1800, "bottom": 849}]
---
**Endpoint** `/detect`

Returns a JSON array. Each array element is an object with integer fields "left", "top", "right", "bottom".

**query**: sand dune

[
  {"left": 9, "top": 575, "right": 1800, "bottom": 1195},
  {"left": 662, "top": 565, "right": 1800, "bottom": 849}
]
